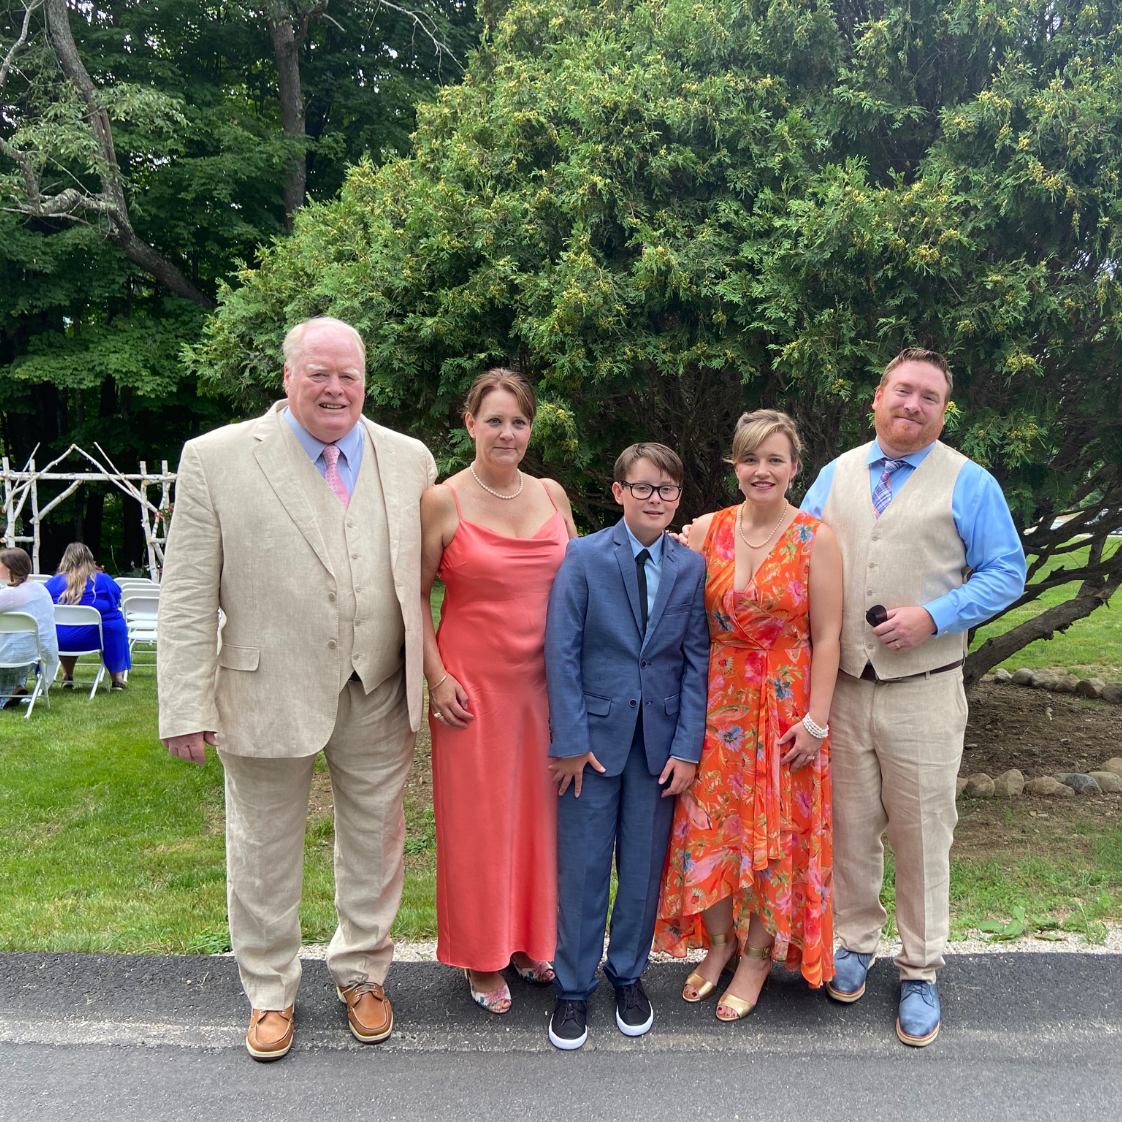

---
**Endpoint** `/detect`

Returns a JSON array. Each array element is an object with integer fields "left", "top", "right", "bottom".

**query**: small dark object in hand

[{"left": 865, "top": 604, "right": 888, "bottom": 628}]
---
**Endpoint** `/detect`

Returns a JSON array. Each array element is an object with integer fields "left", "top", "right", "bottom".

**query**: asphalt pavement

[{"left": 1, "top": 951, "right": 1120, "bottom": 1121}]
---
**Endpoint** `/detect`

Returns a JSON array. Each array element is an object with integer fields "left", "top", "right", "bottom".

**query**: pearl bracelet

[{"left": 802, "top": 714, "right": 829, "bottom": 740}]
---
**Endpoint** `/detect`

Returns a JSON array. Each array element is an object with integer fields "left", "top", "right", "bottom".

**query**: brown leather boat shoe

[
  {"left": 246, "top": 1006, "right": 294, "bottom": 1061},
  {"left": 337, "top": 979, "right": 394, "bottom": 1043}
]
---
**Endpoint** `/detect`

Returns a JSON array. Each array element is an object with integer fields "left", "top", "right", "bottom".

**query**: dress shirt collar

[
  {"left": 623, "top": 520, "right": 665, "bottom": 564},
  {"left": 283, "top": 406, "right": 363, "bottom": 466},
  {"left": 865, "top": 436, "right": 934, "bottom": 469}
]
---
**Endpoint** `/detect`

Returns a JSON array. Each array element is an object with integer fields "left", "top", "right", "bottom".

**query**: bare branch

[
  {"left": 0, "top": 0, "right": 42, "bottom": 92},
  {"left": 374, "top": 0, "right": 464, "bottom": 70}
]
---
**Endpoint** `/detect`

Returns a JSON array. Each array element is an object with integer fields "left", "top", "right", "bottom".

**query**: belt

[{"left": 852, "top": 658, "right": 964, "bottom": 685}]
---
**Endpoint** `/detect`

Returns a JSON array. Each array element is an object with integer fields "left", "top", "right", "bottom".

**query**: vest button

[
  {"left": 327, "top": 640, "right": 337, "bottom": 650},
  {"left": 328, "top": 592, "right": 336, "bottom": 602}
]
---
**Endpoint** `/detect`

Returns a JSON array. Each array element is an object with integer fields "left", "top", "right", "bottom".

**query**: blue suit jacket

[{"left": 545, "top": 519, "right": 710, "bottom": 777}]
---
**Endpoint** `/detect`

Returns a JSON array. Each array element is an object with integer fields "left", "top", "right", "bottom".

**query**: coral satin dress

[
  {"left": 655, "top": 506, "right": 834, "bottom": 987},
  {"left": 430, "top": 488, "right": 568, "bottom": 970}
]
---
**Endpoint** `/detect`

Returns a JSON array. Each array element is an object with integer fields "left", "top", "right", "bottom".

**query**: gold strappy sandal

[
  {"left": 715, "top": 943, "right": 772, "bottom": 1022},
  {"left": 682, "top": 928, "right": 739, "bottom": 1003}
]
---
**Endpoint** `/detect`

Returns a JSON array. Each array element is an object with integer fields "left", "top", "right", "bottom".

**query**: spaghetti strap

[
  {"left": 446, "top": 484, "right": 463, "bottom": 518},
  {"left": 542, "top": 478, "right": 560, "bottom": 513}
]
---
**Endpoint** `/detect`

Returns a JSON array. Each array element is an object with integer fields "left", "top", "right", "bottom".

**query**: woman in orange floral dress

[{"left": 655, "top": 410, "right": 843, "bottom": 1021}]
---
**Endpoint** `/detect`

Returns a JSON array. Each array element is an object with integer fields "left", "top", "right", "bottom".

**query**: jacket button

[
  {"left": 868, "top": 562, "right": 875, "bottom": 568},
  {"left": 629, "top": 699, "right": 637, "bottom": 707},
  {"left": 351, "top": 553, "right": 359, "bottom": 559},
  {"left": 355, "top": 619, "right": 362, "bottom": 627},
  {"left": 328, "top": 592, "right": 336, "bottom": 602},
  {"left": 641, "top": 660, "right": 647, "bottom": 668},
  {"left": 327, "top": 640, "right": 337, "bottom": 649}
]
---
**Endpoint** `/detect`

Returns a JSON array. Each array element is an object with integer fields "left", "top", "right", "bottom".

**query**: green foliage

[{"left": 190, "top": 0, "right": 1122, "bottom": 549}]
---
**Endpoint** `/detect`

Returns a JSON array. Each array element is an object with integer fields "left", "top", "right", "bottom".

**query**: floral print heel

[
  {"left": 464, "top": 969, "right": 512, "bottom": 1014},
  {"left": 510, "top": 958, "right": 556, "bottom": 986}
]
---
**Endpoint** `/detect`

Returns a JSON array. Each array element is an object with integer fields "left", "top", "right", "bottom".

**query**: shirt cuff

[{"left": 923, "top": 596, "right": 959, "bottom": 637}]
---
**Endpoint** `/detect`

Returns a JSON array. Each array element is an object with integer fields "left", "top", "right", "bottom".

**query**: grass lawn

[{"left": 1, "top": 576, "right": 1119, "bottom": 954}]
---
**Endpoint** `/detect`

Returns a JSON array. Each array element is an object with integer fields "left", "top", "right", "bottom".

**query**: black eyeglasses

[{"left": 619, "top": 481, "right": 683, "bottom": 501}]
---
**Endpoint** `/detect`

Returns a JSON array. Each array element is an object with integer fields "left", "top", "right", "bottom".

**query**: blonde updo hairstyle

[
  {"left": 463, "top": 368, "right": 537, "bottom": 423},
  {"left": 727, "top": 409, "right": 802, "bottom": 469}
]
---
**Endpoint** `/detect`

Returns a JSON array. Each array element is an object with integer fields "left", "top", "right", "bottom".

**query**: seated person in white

[{"left": 0, "top": 547, "right": 60, "bottom": 704}]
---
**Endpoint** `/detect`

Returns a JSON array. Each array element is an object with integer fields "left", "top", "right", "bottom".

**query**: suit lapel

[
  {"left": 612, "top": 520, "right": 646, "bottom": 638},
  {"left": 253, "top": 403, "right": 335, "bottom": 576},
  {"left": 364, "top": 417, "right": 402, "bottom": 573},
  {"left": 643, "top": 533, "right": 680, "bottom": 648}
]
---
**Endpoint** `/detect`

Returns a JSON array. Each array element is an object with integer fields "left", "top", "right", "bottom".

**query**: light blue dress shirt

[
  {"left": 801, "top": 438, "right": 1026, "bottom": 636},
  {"left": 623, "top": 521, "right": 664, "bottom": 628},
  {"left": 283, "top": 407, "right": 364, "bottom": 495}
]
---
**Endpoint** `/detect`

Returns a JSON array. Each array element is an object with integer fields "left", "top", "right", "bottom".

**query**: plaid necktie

[
  {"left": 322, "top": 443, "right": 351, "bottom": 508},
  {"left": 872, "top": 458, "right": 908, "bottom": 517}
]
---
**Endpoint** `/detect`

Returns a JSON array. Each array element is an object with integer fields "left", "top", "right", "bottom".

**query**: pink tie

[{"left": 322, "top": 444, "right": 350, "bottom": 508}]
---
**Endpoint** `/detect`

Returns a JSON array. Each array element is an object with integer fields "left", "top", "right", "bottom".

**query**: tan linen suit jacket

[{"left": 157, "top": 403, "right": 437, "bottom": 755}]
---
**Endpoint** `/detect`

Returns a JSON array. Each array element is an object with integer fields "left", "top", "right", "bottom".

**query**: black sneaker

[
  {"left": 548, "top": 999, "right": 588, "bottom": 1050},
  {"left": 614, "top": 980, "right": 654, "bottom": 1037}
]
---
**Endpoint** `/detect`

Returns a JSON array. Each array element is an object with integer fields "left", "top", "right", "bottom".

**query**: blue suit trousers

[{"left": 553, "top": 716, "right": 676, "bottom": 1000}]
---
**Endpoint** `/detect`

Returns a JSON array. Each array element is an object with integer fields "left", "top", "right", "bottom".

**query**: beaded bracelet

[{"left": 802, "top": 714, "right": 829, "bottom": 740}]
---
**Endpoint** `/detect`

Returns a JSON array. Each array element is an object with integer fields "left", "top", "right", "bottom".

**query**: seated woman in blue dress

[{"left": 46, "top": 542, "right": 131, "bottom": 690}]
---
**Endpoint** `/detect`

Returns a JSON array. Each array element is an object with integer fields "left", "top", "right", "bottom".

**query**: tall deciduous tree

[{"left": 190, "top": 0, "right": 1122, "bottom": 681}]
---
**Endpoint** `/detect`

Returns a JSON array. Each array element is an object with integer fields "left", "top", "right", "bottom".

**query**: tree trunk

[
  {"left": 267, "top": 3, "right": 308, "bottom": 226},
  {"left": 44, "top": 0, "right": 215, "bottom": 309},
  {"left": 963, "top": 573, "right": 1122, "bottom": 688}
]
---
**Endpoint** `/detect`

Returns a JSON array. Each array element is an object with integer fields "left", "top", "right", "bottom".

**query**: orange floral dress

[{"left": 654, "top": 506, "right": 834, "bottom": 987}]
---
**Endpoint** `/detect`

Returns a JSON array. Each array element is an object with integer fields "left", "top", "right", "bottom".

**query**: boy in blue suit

[{"left": 544, "top": 443, "right": 709, "bottom": 1050}]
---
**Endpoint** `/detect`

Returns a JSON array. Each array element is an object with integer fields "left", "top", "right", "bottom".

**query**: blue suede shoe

[
  {"left": 897, "top": 980, "right": 940, "bottom": 1046},
  {"left": 826, "top": 948, "right": 875, "bottom": 1003}
]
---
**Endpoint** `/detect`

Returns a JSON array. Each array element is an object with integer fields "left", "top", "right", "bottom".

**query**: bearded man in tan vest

[
  {"left": 158, "top": 317, "right": 436, "bottom": 1061},
  {"left": 801, "top": 348, "right": 1025, "bottom": 1047}
]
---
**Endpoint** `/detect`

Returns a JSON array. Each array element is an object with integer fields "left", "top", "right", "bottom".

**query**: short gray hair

[{"left": 282, "top": 316, "right": 367, "bottom": 367}]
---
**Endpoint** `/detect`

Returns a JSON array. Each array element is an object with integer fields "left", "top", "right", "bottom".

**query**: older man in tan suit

[
  {"left": 158, "top": 316, "right": 436, "bottom": 1061},
  {"left": 801, "top": 348, "right": 1025, "bottom": 1048}
]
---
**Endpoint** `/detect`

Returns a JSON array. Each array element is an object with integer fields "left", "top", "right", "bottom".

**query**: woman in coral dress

[
  {"left": 419, "top": 369, "right": 577, "bottom": 1014},
  {"left": 656, "top": 410, "right": 843, "bottom": 1020}
]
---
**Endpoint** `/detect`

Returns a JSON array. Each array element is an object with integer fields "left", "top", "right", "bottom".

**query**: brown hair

[
  {"left": 0, "top": 547, "right": 31, "bottom": 585},
  {"left": 613, "top": 442, "right": 685, "bottom": 485},
  {"left": 878, "top": 347, "right": 953, "bottom": 401},
  {"left": 56, "top": 542, "right": 97, "bottom": 604},
  {"left": 727, "top": 410, "right": 802, "bottom": 464},
  {"left": 464, "top": 368, "right": 537, "bottom": 421}
]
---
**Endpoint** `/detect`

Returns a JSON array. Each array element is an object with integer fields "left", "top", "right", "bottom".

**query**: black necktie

[{"left": 635, "top": 549, "right": 651, "bottom": 634}]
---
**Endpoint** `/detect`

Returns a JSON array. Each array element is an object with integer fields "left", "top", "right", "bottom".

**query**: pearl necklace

[
  {"left": 470, "top": 461, "right": 523, "bottom": 500},
  {"left": 737, "top": 499, "right": 789, "bottom": 550}
]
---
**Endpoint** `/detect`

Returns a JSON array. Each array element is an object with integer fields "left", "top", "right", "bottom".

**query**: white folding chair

[
  {"left": 122, "top": 592, "right": 159, "bottom": 666},
  {"left": 28, "top": 574, "right": 51, "bottom": 583},
  {"left": 0, "top": 611, "right": 51, "bottom": 718},
  {"left": 116, "top": 578, "right": 159, "bottom": 591},
  {"left": 53, "top": 604, "right": 108, "bottom": 699}
]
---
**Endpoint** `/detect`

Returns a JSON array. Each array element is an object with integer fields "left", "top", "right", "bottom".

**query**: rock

[
  {"left": 956, "top": 777, "right": 969, "bottom": 798},
  {"left": 1076, "top": 678, "right": 1105, "bottom": 699},
  {"left": 1054, "top": 674, "right": 1080, "bottom": 694},
  {"left": 1089, "top": 771, "right": 1122, "bottom": 794},
  {"left": 1054, "top": 772, "right": 1102, "bottom": 795},
  {"left": 1022, "top": 767, "right": 1038, "bottom": 778},
  {"left": 964, "top": 773, "right": 995, "bottom": 798},
  {"left": 993, "top": 668, "right": 1013, "bottom": 684},
  {"left": 1024, "top": 776, "right": 1075, "bottom": 797},
  {"left": 1010, "top": 668, "right": 1035, "bottom": 686},
  {"left": 1101, "top": 758, "right": 1122, "bottom": 778},
  {"left": 1031, "top": 670, "right": 1060, "bottom": 691},
  {"left": 1103, "top": 683, "right": 1122, "bottom": 705},
  {"left": 992, "top": 769, "right": 1025, "bottom": 797}
]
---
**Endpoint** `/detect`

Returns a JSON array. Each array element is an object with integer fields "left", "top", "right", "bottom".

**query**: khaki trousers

[
  {"left": 218, "top": 671, "right": 414, "bottom": 1010},
  {"left": 829, "top": 668, "right": 967, "bottom": 982}
]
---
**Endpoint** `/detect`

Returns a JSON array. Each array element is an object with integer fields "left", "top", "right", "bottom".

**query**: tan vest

[
  {"left": 282, "top": 421, "right": 405, "bottom": 692},
  {"left": 823, "top": 440, "right": 970, "bottom": 679}
]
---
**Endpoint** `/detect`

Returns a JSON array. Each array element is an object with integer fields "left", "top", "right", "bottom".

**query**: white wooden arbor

[{"left": 1, "top": 444, "right": 176, "bottom": 580}]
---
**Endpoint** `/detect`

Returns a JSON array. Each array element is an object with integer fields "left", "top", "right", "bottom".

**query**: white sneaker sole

[
  {"left": 548, "top": 1023, "right": 588, "bottom": 1050},
  {"left": 616, "top": 1005, "right": 654, "bottom": 1037}
]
